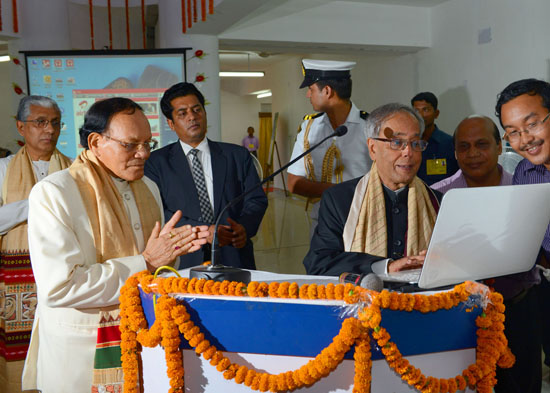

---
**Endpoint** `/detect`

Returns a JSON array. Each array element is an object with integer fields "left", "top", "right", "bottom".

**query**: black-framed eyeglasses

[
  {"left": 22, "top": 119, "right": 64, "bottom": 129},
  {"left": 103, "top": 134, "right": 159, "bottom": 152},
  {"left": 372, "top": 137, "right": 428, "bottom": 152},
  {"left": 503, "top": 112, "right": 550, "bottom": 143}
]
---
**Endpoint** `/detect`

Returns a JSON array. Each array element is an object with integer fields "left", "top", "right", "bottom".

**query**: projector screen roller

[{"left": 23, "top": 49, "right": 190, "bottom": 159}]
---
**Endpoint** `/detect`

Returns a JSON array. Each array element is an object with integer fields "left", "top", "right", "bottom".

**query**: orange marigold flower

[
  {"left": 268, "top": 282, "right": 279, "bottom": 297},
  {"left": 456, "top": 375, "right": 467, "bottom": 390},
  {"left": 244, "top": 369, "right": 256, "bottom": 387},
  {"left": 299, "top": 284, "right": 309, "bottom": 299},
  {"left": 259, "top": 373, "right": 270, "bottom": 392},
  {"left": 325, "top": 283, "right": 335, "bottom": 299},
  {"left": 289, "top": 282, "right": 299, "bottom": 299},
  {"left": 235, "top": 365, "right": 248, "bottom": 384},
  {"left": 277, "top": 282, "right": 290, "bottom": 298},
  {"left": 308, "top": 283, "right": 318, "bottom": 299}
]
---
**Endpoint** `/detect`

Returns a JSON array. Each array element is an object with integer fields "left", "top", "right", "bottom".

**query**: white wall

[
  {"left": 220, "top": 89, "right": 270, "bottom": 145},
  {"left": 0, "top": 61, "right": 19, "bottom": 153},
  {"left": 218, "top": 52, "right": 418, "bottom": 188},
  {"left": 416, "top": 0, "right": 550, "bottom": 134}
]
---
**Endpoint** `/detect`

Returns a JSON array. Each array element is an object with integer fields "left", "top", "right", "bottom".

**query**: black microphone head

[{"left": 335, "top": 125, "right": 348, "bottom": 137}]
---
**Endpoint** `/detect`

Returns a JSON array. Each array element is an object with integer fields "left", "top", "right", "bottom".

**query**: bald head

[
  {"left": 453, "top": 115, "right": 501, "bottom": 144},
  {"left": 453, "top": 115, "right": 503, "bottom": 187}
]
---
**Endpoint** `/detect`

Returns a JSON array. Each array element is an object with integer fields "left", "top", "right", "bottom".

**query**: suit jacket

[
  {"left": 303, "top": 177, "right": 442, "bottom": 276},
  {"left": 145, "top": 139, "right": 268, "bottom": 269},
  {"left": 23, "top": 170, "right": 161, "bottom": 393}
]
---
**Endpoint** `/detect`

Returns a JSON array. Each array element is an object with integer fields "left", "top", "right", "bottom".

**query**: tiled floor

[
  {"left": 253, "top": 189, "right": 311, "bottom": 275},
  {"left": 253, "top": 189, "right": 550, "bottom": 392}
]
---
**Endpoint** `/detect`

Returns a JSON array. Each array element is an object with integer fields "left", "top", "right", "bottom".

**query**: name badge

[
  {"left": 248, "top": 143, "right": 255, "bottom": 149},
  {"left": 426, "top": 158, "right": 447, "bottom": 175}
]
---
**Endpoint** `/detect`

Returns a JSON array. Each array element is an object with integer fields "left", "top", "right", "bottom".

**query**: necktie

[{"left": 188, "top": 149, "right": 214, "bottom": 224}]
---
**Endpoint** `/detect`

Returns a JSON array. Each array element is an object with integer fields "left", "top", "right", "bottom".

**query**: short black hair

[
  {"left": 160, "top": 82, "right": 205, "bottom": 120},
  {"left": 79, "top": 97, "right": 143, "bottom": 149},
  {"left": 314, "top": 78, "right": 352, "bottom": 100},
  {"left": 495, "top": 78, "right": 550, "bottom": 124},
  {"left": 411, "top": 92, "right": 438, "bottom": 110}
]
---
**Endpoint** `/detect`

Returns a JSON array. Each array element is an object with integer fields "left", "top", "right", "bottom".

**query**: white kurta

[
  {"left": 287, "top": 103, "right": 372, "bottom": 230},
  {"left": 22, "top": 169, "right": 163, "bottom": 393}
]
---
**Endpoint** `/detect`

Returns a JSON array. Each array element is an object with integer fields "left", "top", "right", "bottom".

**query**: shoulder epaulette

[
  {"left": 303, "top": 112, "right": 324, "bottom": 121},
  {"left": 360, "top": 110, "right": 369, "bottom": 120}
]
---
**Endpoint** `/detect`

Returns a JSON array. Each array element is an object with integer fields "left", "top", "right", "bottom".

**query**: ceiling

[{"left": 212, "top": 0, "right": 450, "bottom": 71}]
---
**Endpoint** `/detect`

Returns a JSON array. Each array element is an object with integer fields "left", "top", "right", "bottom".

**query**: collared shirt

[
  {"left": 513, "top": 158, "right": 550, "bottom": 259},
  {"left": 179, "top": 138, "right": 214, "bottom": 210},
  {"left": 242, "top": 136, "right": 259, "bottom": 152},
  {"left": 431, "top": 164, "right": 513, "bottom": 194},
  {"left": 417, "top": 125, "right": 459, "bottom": 185},
  {"left": 287, "top": 103, "right": 371, "bottom": 223}
]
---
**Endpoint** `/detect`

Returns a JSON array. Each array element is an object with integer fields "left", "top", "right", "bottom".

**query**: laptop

[{"left": 378, "top": 183, "right": 550, "bottom": 289}]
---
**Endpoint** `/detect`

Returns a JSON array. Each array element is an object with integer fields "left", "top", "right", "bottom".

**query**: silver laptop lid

[{"left": 418, "top": 183, "right": 550, "bottom": 289}]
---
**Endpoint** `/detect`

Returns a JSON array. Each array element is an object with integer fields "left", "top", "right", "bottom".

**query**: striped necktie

[{"left": 188, "top": 149, "right": 214, "bottom": 224}]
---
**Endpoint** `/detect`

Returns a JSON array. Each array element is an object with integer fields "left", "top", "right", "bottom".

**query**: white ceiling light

[
  {"left": 0, "top": 55, "right": 10, "bottom": 62},
  {"left": 220, "top": 71, "right": 264, "bottom": 77},
  {"left": 220, "top": 53, "right": 264, "bottom": 78},
  {"left": 251, "top": 89, "right": 271, "bottom": 95},
  {"left": 257, "top": 91, "right": 272, "bottom": 99}
]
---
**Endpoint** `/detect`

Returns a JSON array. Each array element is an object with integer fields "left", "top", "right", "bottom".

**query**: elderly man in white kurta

[
  {"left": 0, "top": 96, "right": 71, "bottom": 393},
  {"left": 22, "top": 97, "right": 209, "bottom": 393}
]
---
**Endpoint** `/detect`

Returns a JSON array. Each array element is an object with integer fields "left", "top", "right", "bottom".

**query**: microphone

[
  {"left": 189, "top": 125, "right": 349, "bottom": 283},
  {"left": 339, "top": 272, "right": 384, "bottom": 292}
]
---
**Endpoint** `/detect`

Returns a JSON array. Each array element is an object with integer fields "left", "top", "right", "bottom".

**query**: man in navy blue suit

[{"left": 145, "top": 82, "right": 267, "bottom": 269}]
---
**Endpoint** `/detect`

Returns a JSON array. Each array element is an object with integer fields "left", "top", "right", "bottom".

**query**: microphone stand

[{"left": 190, "top": 126, "right": 348, "bottom": 283}]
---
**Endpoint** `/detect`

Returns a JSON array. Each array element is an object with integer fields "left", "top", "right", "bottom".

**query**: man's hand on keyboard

[{"left": 388, "top": 250, "right": 427, "bottom": 273}]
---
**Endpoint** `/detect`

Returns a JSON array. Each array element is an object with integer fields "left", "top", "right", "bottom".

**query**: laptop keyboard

[{"left": 379, "top": 269, "right": 422, "bottom": 283}]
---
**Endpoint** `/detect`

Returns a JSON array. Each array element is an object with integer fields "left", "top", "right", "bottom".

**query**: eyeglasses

[
  {"left": 22, "top": 119, "right": 64, "bottom": 129},
  {"left": 503, "top": 112, "right": 550, "bottom": 143},
  {"left": 102, "top": 134, "right": 159, "bottom": 152},
  {"left": 372, "top": 137, "right": 428, "bottom": 152}
]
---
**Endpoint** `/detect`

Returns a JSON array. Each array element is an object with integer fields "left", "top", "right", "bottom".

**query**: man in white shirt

[
  {"left": 0, "top": 96, "right": 72, "bottom": 393},
  {"left": 287, "top": 59, "right": 372, "bottom": 236}
]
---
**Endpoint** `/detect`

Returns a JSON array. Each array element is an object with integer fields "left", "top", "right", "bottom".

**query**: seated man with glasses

[
  {"left": 22, "top": 97, "right": 209, "bottom": 393},
  {"left": 0, "top": 95, "right": 72, "bottom": 392},
  {"left": 304, "top": 103, "right": 442, "bottom": 277}
]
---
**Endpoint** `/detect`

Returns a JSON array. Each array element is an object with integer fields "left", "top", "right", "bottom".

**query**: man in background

[
  {"left": 494, "top": 78, "right": 550, "bottom": 393},
  {"left": 145, "top": 82, "right": 267, "bottom": 269},
  {"left": 431, "top": 115, "right": 512, "bottom": 193},
  {"left": 411, "top": 92, "right": 459, "bottom": 185},
  {"left": 242, "top": 126, "right": 259, "bottom": 157},
  {"left": 304, "top": 103, "right": 441, "bottom": 277},
  {"left": 287, "top": 59, "right": 371, "bottom": 236},
  {"left": 0, "top": 96, "right": 72, "bottom": 393}
]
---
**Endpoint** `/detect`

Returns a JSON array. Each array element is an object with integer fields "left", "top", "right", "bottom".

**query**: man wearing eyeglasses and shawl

[
  {"left": 21, "top": 97, "right": 209, "bottom": 393},
  {"left": 0, "top": 96, "right": 72, "bottom": 393},
  {"left": 493, "top": 78, "right": 550, "bottom": 393},
  {"left": 303, "top": 103, "right": 443, "bottom": 277}
]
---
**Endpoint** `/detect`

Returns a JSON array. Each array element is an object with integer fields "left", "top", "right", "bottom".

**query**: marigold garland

[{"left": 119, "top": 271, "right": 514, "bottom": 393}]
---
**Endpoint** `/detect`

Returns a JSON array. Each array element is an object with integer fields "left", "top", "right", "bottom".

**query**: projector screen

[{"left": 23, "top": 49, "right": 190, "bottom": 159}]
